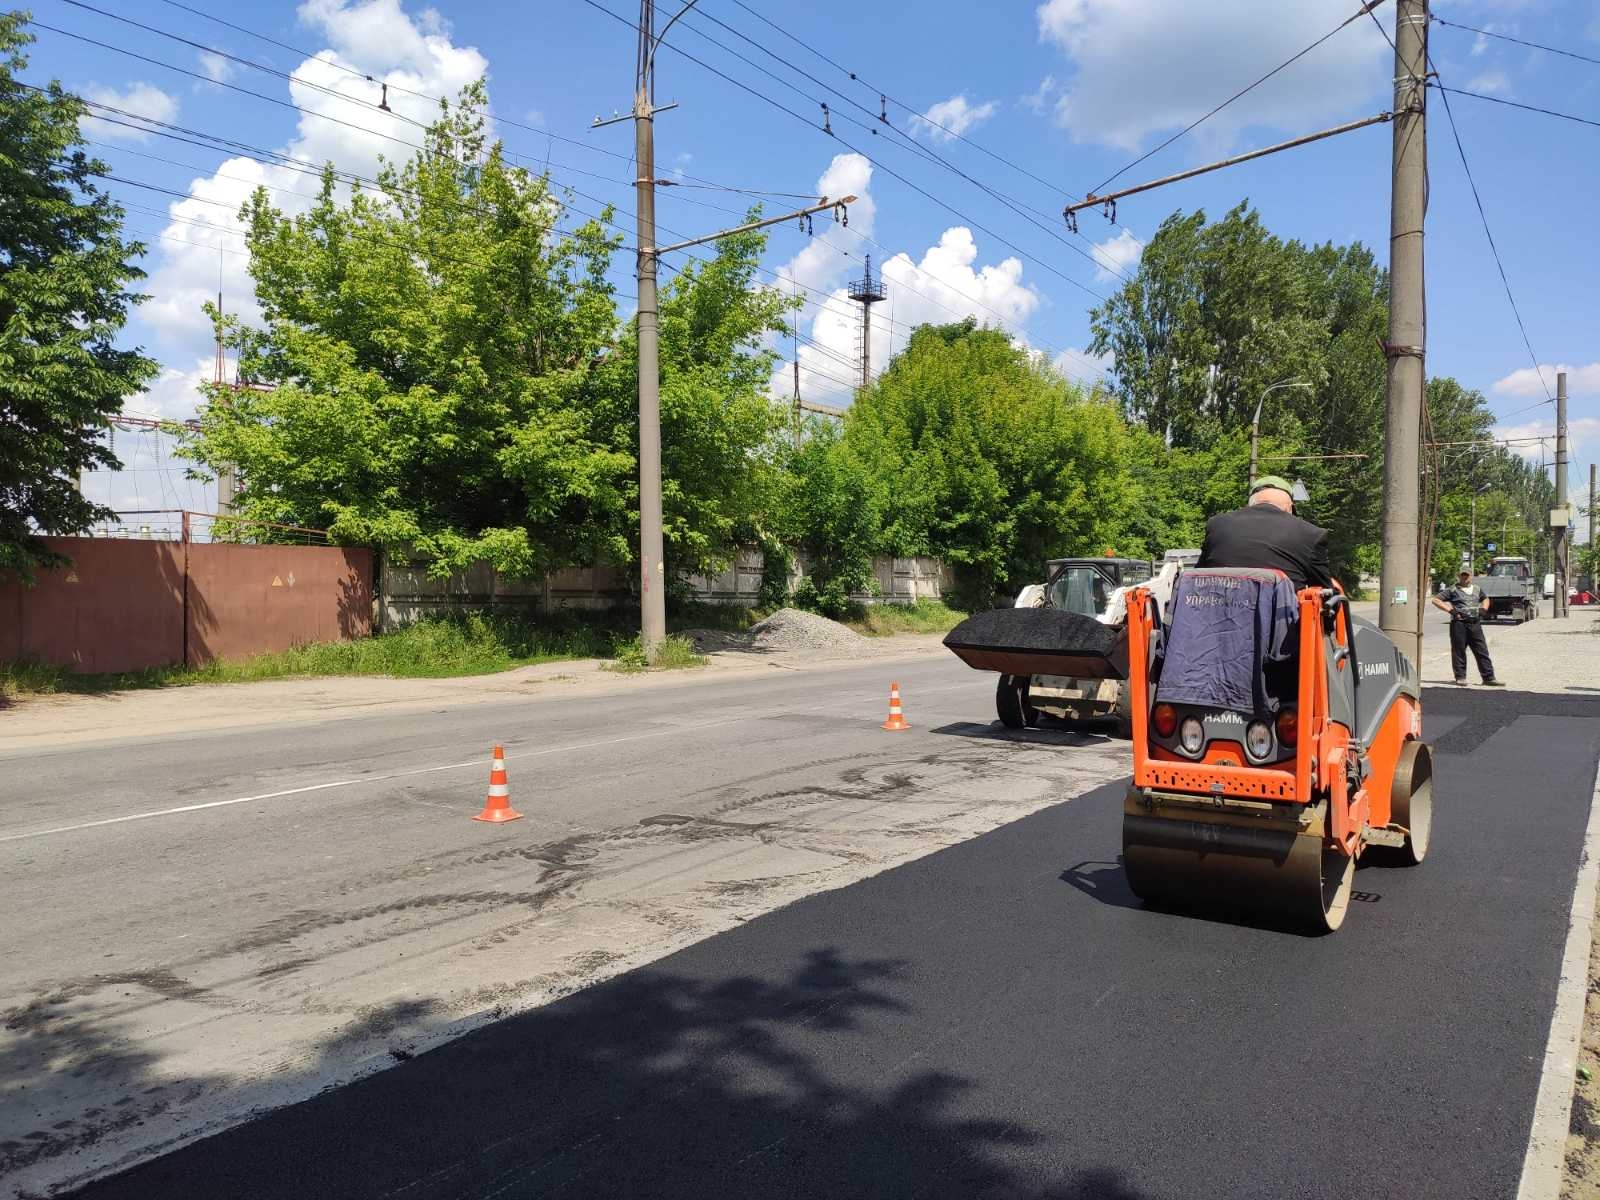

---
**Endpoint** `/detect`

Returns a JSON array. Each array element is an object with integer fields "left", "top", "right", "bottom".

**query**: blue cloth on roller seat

[{"left": 1154, "top": 568, "right": 1300, "bottom": 715}]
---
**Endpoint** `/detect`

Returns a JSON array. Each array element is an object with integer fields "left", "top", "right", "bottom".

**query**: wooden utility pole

[{"left": 1379, "top": 0, "right": 1428, "bottom": 667}]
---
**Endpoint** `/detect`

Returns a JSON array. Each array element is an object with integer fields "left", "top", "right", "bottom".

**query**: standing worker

[{"left": 1431, "top": 568, "right": 1504, "bottom": 686}]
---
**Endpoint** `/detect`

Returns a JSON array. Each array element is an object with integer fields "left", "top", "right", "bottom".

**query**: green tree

[
  {"left": 839, "top": 319, "right": 1132, "bottom": 608},
  {"left": 1088, "top": 202, "right": 1388, "bottom": 582},
  {"left": 585, "top": 221, "right": 796, "bottom": 583},
  {"left": 779, "top": 423, "right": 882, "bottom": 616},
  {"left": 1420, "top": 377, "right": 1557, "bottom": 586},
  {"left": 189, "top": 86, "right": 794, "bottom": 585},
  {"left": 0, "top": 13, "right": 157, "bottom": 579},
  {"left": 191, "top": 85, "right": 625, "bottom": 577}
]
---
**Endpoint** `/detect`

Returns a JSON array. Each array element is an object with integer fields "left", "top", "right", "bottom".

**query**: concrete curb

[{"left": 1518, "top": 752, "right": 1600, "bottom": 1200}]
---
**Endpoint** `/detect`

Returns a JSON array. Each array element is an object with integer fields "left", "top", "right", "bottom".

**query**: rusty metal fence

[{"left": 2, "top": 535, "right": 372, "bottom": 674}]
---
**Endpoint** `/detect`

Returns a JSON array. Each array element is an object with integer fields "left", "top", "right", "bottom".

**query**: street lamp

[{"left": 1249, "top": 380, "right": 1314, "bottom": 486}]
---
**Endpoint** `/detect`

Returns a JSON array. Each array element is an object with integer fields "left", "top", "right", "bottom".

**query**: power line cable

[
  {"left": 29, "top": 11, "right": 1107, "bottom": 379},
  {"left": 1379, "top": 4, "right": 1553, "bottom": 409},
  {"left": 666, "top": 0, "right": 1132, "bottom": 286},
  {"left": 1432, "top": 15, "right": 1600, "bottom": 69},
  {"left": 1090, "top": 0, "right": 1391, "bottom": 195},
  {"left": 722, "top": 0, "right": 1092, "bottom": 205},
  {"left": 47, "top": 1, "right": 780, "bottom": 223},
  {"left": 1428, "top": 75, "right": 1552, "bottom": 404},
  {"left": 42, "top": 49, "right": 1106, "bottom": 386},
  {"left": 578, "top": 0, "right": 1113, "bottom": 305},
  {"left": 139, "top": 0, "right": 810, "bottom": 196},
  {"left": 1437, "top": 85, "right": 1600, "bottom": 131}
]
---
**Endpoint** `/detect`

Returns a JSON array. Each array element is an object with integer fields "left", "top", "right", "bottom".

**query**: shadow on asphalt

[
  {"left": 66, "top": 948, "right": 1158, "bottom": 1200},
  {"left": 929, "top": 718, "right": 1113, "bottom": 746},
  {"left": 1058, "top": 854, "right": 1371, "bottom": 938},
  {"left": 1059, "top": 858, "right": 1142, "bottom": 911}
]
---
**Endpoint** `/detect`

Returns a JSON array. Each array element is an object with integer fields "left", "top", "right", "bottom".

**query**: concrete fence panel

[{"left": 377, "top": 545, "right": 948, "bottom": 625}]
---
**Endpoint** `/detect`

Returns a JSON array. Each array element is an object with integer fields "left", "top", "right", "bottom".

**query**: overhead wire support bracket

[
  {"left": 652, "top": 195, "right": 855, "bottom": 256},
  {"left": 1062, "top": 111, "right": 1394, "bottom": 226},
  {"left": 593, "top": 101, "right": 677, "bottom": 128}
]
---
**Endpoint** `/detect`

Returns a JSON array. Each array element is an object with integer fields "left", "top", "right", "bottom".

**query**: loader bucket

[{"left": 943, "top": 608, "right": 1128, "bottom": 680}]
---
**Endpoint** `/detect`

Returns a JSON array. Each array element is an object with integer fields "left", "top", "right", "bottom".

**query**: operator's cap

[{"left": 1250, "top": 474, "right": 1295, "bottom": 496}]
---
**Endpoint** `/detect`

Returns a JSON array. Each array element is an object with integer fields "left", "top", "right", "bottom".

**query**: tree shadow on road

[{"left": 66, "top": 947, "right": 1158, "bottom": 1200}]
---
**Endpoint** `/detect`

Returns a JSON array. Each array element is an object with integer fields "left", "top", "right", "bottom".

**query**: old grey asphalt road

[
  {"left": 26, "top": 677, "right": 1600, "bottom": 1199},
  {"left": 2, "top": 652, "right": 1141, "bottom": 1197}
]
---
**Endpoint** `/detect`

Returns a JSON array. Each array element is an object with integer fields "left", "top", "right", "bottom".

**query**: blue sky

[{"left": 26, "top": 0, "right": 1599, "bottom": 538}]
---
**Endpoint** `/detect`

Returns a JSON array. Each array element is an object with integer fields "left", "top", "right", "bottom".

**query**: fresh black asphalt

[{"left": 69, "top": 687, "right": 1600, "bottom": 1200}]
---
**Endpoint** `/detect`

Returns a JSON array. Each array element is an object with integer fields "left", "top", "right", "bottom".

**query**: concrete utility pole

[
  {"left": 633, "top": 0, "right": 668, "bottom": 653},
  {"left": 1379, "top": 0, "right": 1428, "bottom": 667},
  {"left": 1555, "top": 370, "right": 1569, "bottom": 617},
  {"left": 598, "top": 0, "right": 851, "bottom": 652}
]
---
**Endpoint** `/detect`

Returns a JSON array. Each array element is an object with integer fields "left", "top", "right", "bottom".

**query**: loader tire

[
  {"left": 1112, "top": 681, "right": 1135, "bottom": 739},
  {"left": 996, "top": 675, "right": 1039, "bottom": 730}
]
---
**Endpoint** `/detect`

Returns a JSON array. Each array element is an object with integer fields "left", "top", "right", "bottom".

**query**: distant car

[{"left": 1543, "top": 573, "right": 1556, "bottom": 599}]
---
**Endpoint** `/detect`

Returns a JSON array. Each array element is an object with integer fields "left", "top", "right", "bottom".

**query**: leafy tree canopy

[
  {"left": 820, "top": 319, "right": 1134, "bottom": 607},
  {"left": 188, "top": 83, "right": 793, "bottom": 583},
  {"left": 0, "top": 12, "right": 156, "bottom": 579}
]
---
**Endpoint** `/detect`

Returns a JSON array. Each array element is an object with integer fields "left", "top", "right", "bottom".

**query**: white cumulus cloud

[
  {"left": 1466, "top": 68, "right": 1511, "bottom": 96},
  {"left": 80, "top": 82, "right": 178, "bottom": 142},
  {"left": 1054, "top": 347, "right": 1111, "bottom": 379},
  {"left": 1035, "top": 0, "right": 1388, "bottom": 152},
  {"left": 908, "top": 94, "right": 999, "bottom": 142},
  {"left": 133, "top": 358, "right": 216, "bottom": 421},
  {"left": 1493, "top": 363, "right": 1600, "bottom": 398},
  {"left": 1491, "top": 417, "right": 1600, "bottom": 463},
  {"left": 1022, "top": 75, "right": 1059, "bottom": 114},
  {"left": 198, "top": 51, "right": 234, "bottom": 83},
  {"left": 774, "top": 225, "right": 1043, "bottom": 406},
  {"left": 137, "top": 0, "right": 488, "bottom": 350},
  {"left": 1088, "top": 227, "right": 1142, "bottom": 281}
]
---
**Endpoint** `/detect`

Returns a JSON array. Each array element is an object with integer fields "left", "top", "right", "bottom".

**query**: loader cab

[{"left": 1042, "top": 557, "right": 1152, "bottom": 618}]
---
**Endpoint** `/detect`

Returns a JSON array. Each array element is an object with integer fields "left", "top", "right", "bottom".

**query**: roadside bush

[{"left": 606, "top": 633, "right": 705, "bottom": 673}]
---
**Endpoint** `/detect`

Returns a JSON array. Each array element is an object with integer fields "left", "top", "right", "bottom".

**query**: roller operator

[{"left": 1197, "top": 475, "right": 1334, "bottom": 590}]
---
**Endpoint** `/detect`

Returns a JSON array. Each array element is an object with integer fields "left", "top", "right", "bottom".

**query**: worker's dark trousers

[{"left": 1450, "top": 617, "right": 1496, "bottom": 682}]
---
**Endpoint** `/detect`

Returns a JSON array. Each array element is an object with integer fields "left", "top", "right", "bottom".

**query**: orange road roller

[{"left": 1121, "top": 568, "right": 1431, "bottom": 932}]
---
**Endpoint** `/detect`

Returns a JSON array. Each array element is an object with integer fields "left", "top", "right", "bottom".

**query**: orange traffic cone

[
  {"left": 472, "top": 744, "right": 523, "bottom": 823},
  {"left": 881, "top": 682, "right": 910, "bottom": 731}
]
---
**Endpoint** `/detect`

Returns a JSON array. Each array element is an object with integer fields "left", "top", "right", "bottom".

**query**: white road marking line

[
  {"left": 0, "top": 678, "right": 987, "bottom": 844},
  {"left": 1518, "top": 748, "right": 1600, "bottom": 1200}
]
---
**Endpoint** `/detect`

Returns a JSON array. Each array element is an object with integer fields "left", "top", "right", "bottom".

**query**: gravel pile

[
  {"left": 748, "top": 607, "right": 868, "bottom": 653},
  {"left": 680, "top": 607, "right": 868, "bottom": 658}
]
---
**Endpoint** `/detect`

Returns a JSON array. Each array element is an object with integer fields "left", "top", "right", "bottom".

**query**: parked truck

[{"left": 1472, "top": 556, "right": 1540, "bottom": 623}]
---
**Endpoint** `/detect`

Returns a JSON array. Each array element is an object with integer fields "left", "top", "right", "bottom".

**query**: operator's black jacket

[{"left": 1197, "top": 503, "right": 1334, "bottom": 591}]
